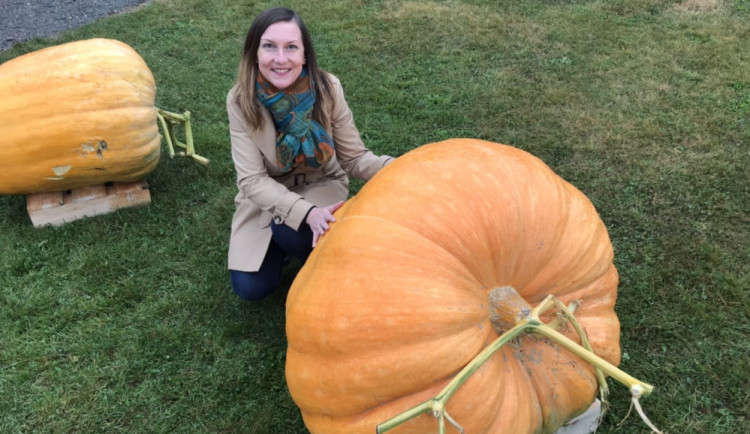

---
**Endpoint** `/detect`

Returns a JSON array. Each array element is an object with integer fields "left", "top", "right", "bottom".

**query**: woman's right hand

[{"left": 306, "top": 201, "right": 345, "bottom": 247}]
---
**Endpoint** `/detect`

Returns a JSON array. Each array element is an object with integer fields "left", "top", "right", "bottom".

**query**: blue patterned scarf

[{"left": 256, "top": 68, "right": 335, "bottom": 173}]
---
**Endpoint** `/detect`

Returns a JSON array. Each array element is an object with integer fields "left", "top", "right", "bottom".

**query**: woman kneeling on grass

[{"left": 226, "top": 6, "right": 393, "bottom": 301}]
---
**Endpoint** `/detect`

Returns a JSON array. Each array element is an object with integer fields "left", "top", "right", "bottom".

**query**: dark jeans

[{"left": 230, "top": 222, "right": 313, "bottom": 301}]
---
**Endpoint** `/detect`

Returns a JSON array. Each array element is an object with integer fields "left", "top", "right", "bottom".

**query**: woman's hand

[{"left": 306, "top": 201, "right": 345, "bottom": 247}]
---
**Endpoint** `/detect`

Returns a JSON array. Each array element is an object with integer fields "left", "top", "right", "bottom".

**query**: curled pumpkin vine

[{"left": 156, "top": 108, "right": 209, "bottom": 165}]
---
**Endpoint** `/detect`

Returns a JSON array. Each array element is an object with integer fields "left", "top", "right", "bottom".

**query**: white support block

[{"left": 554, "top": 399, "right": 601, "bottom": 434}]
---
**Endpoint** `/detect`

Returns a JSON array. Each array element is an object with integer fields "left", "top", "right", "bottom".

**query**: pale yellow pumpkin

[
  {"left": 0, "top": 38, "right": 160, "bottom": 194},
  {"left": 285, "top": 139, "right": 621, "bottom": 433}
]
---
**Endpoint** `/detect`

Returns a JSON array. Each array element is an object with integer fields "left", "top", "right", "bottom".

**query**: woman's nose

[{"left": 273, "top": 48, "right": 287, "bottom": 62}]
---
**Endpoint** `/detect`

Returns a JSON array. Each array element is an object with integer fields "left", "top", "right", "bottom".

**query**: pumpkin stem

[
  {"left": 377, "top": 293, "right": 658, "bottom": 434},
  {"left": 487, "top": 286, "right": 532, "bottom": 333},
  {"left": 531, "top": 324, "right": 652, "bottom": 395},
  {"left": 156, "top": 108, "right": 209, "bottom": 165},
  {"left": 550, "top": 297, "right": 611, "bottom": 412}
]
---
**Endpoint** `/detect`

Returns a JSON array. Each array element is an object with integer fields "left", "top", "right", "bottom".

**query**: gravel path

[{"left": 0, "top": 0, "right": 152, "bottom": 52}]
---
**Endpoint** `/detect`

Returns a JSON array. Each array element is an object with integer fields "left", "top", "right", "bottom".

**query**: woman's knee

[
  {"left": 229, "top": 242, "right": 284, "bottom": 301},
  {"left": 230, "top": 269, "right": 277, "bottom": 301}
]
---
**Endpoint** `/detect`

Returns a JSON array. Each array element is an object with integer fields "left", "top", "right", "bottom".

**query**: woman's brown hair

[{"left": 234, "top": 7, "right": 332, "bottom": 130}]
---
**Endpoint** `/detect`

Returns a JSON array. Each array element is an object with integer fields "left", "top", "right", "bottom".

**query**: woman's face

[{"left": 257, "top": 20, "right": 305, "bottom": 90}]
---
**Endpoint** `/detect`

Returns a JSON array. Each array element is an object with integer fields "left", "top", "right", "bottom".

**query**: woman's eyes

[{"left": 261, "top": 43, "right": 300, "bottom": 53}]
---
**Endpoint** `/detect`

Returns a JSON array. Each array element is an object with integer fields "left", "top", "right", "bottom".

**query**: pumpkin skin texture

[
  {"left": 285, "top": 139, "right": 621, "bottom": 434},
  {"left": 0, "top": 38, "right": 160, "bottom": 195}
]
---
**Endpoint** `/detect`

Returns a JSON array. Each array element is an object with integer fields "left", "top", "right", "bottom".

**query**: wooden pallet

[{"left": 26, "top": 180, "right": 151, "bottom": 227}]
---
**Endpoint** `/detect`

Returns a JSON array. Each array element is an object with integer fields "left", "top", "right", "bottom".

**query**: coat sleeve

[
  {"left": 326, "top": 75, "right": 394, "bottom": 180},
  {"left": 227, "top": 90, "right": 315, "bottom": 230}
]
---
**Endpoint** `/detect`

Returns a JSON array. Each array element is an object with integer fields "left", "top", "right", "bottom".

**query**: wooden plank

[
  {"left": 71, "top": 184, "right": 107, "bottom": 203},
  {"left": 26, "top": 180, "right": 151, "bottom": 227},
  {"left": 26, "top": 191, "right": 64, "bottom": 212}
]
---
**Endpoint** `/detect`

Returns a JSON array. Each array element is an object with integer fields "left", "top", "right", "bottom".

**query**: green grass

[{"left": 1, "top": 0, "right": 748, "bottom": 432}]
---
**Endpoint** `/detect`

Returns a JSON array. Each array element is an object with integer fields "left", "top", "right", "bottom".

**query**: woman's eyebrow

[{"left": 260, "top": 37, "right": 300, "bottom": 44}]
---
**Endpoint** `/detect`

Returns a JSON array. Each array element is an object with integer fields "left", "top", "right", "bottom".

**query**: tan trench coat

[{"left": 227, "top": 73, "right": 393, "bottom": 272}]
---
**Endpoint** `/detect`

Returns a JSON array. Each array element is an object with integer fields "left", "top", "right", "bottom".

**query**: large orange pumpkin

[
  {"left": 0, "top": 38, "right": 160, "bottom": 195},
  {"left": 285, "top": 139, "right": 621, "bottom": 433}
]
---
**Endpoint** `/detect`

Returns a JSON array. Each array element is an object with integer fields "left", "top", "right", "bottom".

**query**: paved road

[{"left": 0, "top": 0, "right": 151, "bottom": 51}]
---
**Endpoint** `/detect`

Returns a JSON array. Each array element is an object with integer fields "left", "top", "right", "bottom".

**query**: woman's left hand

[{"left": 306, "top": 201, "right": 345, "bottom": 247}]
